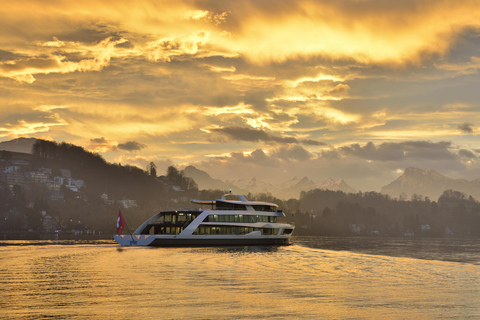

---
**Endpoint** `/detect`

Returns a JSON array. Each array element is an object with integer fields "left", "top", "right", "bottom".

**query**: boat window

[
  {"left": 282, "top": 229, "right": 293, "bottom": 235},
  {"left": 204, "top": 214, "right": 281, "bottom": 223},
  {"left": 216, "top": 201, "right": 247, "bottom": 211},
  {"left": 193, "top": 225, "right": 254, "bottom": 235},
  {"left": 177, "top": 214, "right": 186, "bottom": 222},
  {"left": 262, "top": 228, "right": 279, "bottom": 235},
  {"left": 252, "top": 205, "right": 276, "bottom": 212},
  {"left": 164, "top": 214, "right": 172, "bottom": 222}
]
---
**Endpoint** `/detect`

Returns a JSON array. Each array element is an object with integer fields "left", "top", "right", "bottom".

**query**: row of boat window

[
  {"left": 205, "top": 214, "right": 277, "bottom": 223},
  {"left": 215, "top": 202, "right": 277, "bottom": 212},
  {"left": 193, "top": 226, "right": 280, "bottom": 235},
  {"left": 162, "top": 213, "right": 198, "bottom": 224},
  {"left": 148, "top": 225, "right": 293, "bottom": 235}
]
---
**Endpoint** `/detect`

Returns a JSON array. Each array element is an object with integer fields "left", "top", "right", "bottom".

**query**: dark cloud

[
  {"left": 212, "top": 126, "right": 296, "bottom": 143},
  {"left": 211, "top": 126, "right": 326, "bottom": 146},
  {"left": 458, "top": 149, "right": 477, "bottom": 159},
  {"left": 271, "top": 145, "right": 313, "bottom": 161},
  {"left": 227, "top": 148, "right": 279, "bottom": 167},
  {"left": 300, "top": 139, "right": 327, "bottom": 146},
  {"left": 60, "top": 27, "right": 124, "bottom": 43},
  {"left": 338, "top": 141, "right": 456, "bottom": 162},
  {"left": 458, "top": 122, "right": 473, "bottom": 133},
  {"left": 117, "top": 141, "right": 147, "bottom": 152},
  {"left": 90, "top": 137, "right": 108, "bottom": 144},
  {"left": 320, "top": 149, "right": 341, "bottom": 160},
  {"left": 0, "top": 50, "right": 26, "bottom": 62}
]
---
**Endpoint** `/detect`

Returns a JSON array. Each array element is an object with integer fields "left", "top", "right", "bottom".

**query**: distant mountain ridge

[
  {"left": 183, "top": 165, "right": 356, "bottom": 199},
  {"left": 0, "top": 138, "right": 37, "bottom": 153},
  {"left": 381, "top": 167, "right": 480, "bottom": 200}
]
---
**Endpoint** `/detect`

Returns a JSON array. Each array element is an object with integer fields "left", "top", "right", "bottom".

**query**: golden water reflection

[{"left": 1, "top": 242, "right": 479, "bottom": 319}]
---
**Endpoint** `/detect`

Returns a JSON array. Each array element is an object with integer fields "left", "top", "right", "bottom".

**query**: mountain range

[
  {"left": 381, "top": 167, "right": 480, "bottom": 200},
  {"left": 3, "top": 138, "right": 480, "bottom": 201},
  {"left": 183, "top": 165, "right": 356, "bottom": 199},
  {"left": 0, "top": 137, "right": 37, "bottom": 153}
]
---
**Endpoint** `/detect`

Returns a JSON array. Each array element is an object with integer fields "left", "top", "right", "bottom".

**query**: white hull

[{"left": 114, "top": 233, "right": 292, "bottom": 247}]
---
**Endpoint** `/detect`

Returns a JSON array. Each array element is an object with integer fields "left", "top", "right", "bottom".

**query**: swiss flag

[{"left": 117, "top": 210, "right": 126, "bottom": 235}]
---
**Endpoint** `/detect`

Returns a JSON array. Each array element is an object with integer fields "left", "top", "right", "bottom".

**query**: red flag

[{"left": 117, "top": 210, "right": 126, "bottom": 235}]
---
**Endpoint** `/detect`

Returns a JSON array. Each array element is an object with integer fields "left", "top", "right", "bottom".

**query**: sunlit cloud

[
  {"left": 286, "top": 74, "right": 345, "bottom": 87},
  {"left": 145, "top": 31, "right": 210, "bottom": 62},
  {"left": 203, "top": 103, "right": 254, "bottom": 116},
  {"left": 182, "top": 10, "right": 228, "bottom": 25},
  {"left": 221, "top": 74, "right": 276, "bottom": 90},
  {"left": 35, "top": 105, "right": 71, "bottom": 112},
  {"left": 0, "top": 118, "right": 67, "bottom": 138},
  {"left": 0, "top": 38, "right": 127, "bottom": 83},
  {"left": 223, "top": 1, "right": 480, "bottom": 65},
  {"left": 1, "top": 0, "right": 480, "bottom": 191},
  {"left": 37, "top": 37, "right": 66, "bottom": 48},
  {"left": 85, "top": 137, "right": 116, "bottom": 153}
]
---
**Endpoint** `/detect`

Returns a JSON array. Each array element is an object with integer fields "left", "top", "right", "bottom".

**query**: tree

[{"left": 147, "top": 162, "right": 157, "bottom": 177}]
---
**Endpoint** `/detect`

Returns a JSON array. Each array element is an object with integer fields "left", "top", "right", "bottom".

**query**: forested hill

[
  {"left": 1, "top": 140, "right": 201, "bottom": 233},
  {"left": 32, "top": 139, "right": 176, "bottom": 201}
]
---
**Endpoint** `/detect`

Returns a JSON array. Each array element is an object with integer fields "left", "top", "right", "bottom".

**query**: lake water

[{"left": 1, "top": 236, "right": 479, "bottom": 319}]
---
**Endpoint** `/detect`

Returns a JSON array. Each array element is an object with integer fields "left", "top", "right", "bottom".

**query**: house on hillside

[
  {"left": 118, "top": 199, "right": 137, "bottom": 208},
  {"left": 60, "top": 169, "right": 71, "bottom": 178}
]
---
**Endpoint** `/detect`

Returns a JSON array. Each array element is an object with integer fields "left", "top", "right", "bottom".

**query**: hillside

[{"left": 0, "top": 139, "right": 200, "bottom": 234}]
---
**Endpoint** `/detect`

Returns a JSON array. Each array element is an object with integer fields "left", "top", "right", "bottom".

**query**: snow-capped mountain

[
  {"left": 381, "top": 167, "right": 480, "bottom": 200},
  {"left": 183, "top": 166, "right": 356, "bottom": 199}
]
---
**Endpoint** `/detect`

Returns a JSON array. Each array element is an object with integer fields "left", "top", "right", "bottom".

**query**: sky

[{"left": 1, "top": 0, "right": 480, "bottom": 192}]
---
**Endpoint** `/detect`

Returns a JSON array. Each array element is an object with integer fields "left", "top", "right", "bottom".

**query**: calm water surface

[{"left": 1, "top": 236, "right": 479, "bottom": 319}]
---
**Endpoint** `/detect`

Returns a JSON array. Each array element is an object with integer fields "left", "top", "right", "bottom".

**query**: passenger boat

[{"left": 114, "top": 193, "right": 295, "bottom": 246}]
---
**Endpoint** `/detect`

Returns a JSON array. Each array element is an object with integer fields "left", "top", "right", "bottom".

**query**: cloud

[
  {"left": 271, "top": 145, "right": 313, "bottom": 161},
  {"left": 338, "top": 141, "right": 457, "bottom": 162},
  {"left": 145, "top": 31, "right": 210, "bottom": 62},
  {"left": 85, "top": 137, "right": 116, "bottom": 153},
  {"left": 458, "top": 122, "right": 474, "bottom": 133},
  {"left": 225, "top": 148, "right": 279, "bottom": 167},
  {"left": 211, "top": 126, "right": 327, "bottom": 146},
  {"left": 86, "top": 137, "right": 148, "bottom": 153},
  {"left": 435, "top": 56, "right": 480, "bottom": 74},
  {"left": 182, "top": 10, "right": 228, "bottom": 25},
  {"left": 328, "top": 84, "right": 350, "bottom": 96},
  {"left": 116, "top": 141, "right": 147, "bottom": 152},
  {"left": 0, "top": 37, "right": 127, "bottom": 83},
  {"left": 211, "top": 126, "right": 295, "bottom": 143},
  {"left": 223, "top": 0, "right": 480, "bottom": 65},
  {"left": 458, "top": 148, "right": 477, "bottom": 160},
  {"left": 2, "top": 0, "right": 480, "bottom": 193}
]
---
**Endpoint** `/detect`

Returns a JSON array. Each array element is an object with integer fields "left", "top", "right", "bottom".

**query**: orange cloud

[
  {"left": 219, "top": 0, "right": 480, "bottom": 65},
  {"left": 0, "top": 38, "right": 127, "bottom": 83}
]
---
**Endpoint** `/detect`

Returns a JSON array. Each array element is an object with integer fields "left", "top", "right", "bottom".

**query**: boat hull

[
  {"left": 148, "top": 237, "right": 291, "bottom": 247},
  {"left": 114, "top": 234, "right": 291, "bottom": 247}
]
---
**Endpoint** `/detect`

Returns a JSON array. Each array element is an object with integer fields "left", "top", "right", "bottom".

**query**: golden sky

[{"left": 1, "top": 0, "right": 480, "bottom": 190}]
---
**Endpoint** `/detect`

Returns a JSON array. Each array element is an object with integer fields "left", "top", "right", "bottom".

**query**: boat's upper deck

[{"left": 190, "top": 193, "right": 279, "bottom": 212}]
